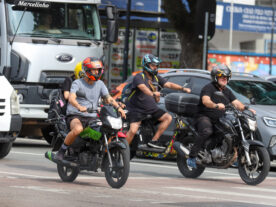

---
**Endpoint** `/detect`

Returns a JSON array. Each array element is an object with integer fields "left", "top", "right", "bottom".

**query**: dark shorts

[
  {"left": 127, "top": 108, "right": 166, "bottom": 123},
  {"left": 66, "top": 115, "right": 97, "bottom": 129}
]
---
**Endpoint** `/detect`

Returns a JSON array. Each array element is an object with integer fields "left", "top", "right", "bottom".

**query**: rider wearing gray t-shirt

[
  {"left": 54, "top": 57, "right": 126, "bottom": 161},
  {"left": 67, "top": 78, "right": 109, "bottom": 117}
]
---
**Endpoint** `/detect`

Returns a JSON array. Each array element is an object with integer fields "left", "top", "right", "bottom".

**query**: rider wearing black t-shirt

[
  {"left": 186, "top": 64, "right": 256, "bottom": 168},
  {"left": 126, "top": 54, "right": 191, "bottom": 149}
]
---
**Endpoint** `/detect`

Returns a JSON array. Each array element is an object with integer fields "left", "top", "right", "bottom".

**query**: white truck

[
  {"left": 0, "top": 74, "right": 21, "bottom": 159},
  {"left": 0, "top": 0, "right": 118, "bottom": 143}
]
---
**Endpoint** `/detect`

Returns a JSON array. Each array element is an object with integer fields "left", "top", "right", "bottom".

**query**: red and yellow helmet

[{"left": 82, "top": 57, "right": 103, "bottom": 81}]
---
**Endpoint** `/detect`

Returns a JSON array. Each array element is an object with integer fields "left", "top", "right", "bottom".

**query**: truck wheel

[
  {"left": 0, "top": 142, "right": 13, "bottom": 159},
  {"left": 41, "top": 125, "right": 55, "bottom": 144}
]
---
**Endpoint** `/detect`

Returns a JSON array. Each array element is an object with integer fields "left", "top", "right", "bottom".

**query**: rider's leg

[
  {"left": 126, "top": 122, "right": 141, "bottom": 144},
  {"left": 152, "top": 112, "right": 172, "bottom": 141},
  {"left": 187, "top": 116, "right": 213, "bottom": 168},
  {"left": 148, "top": 109, "right": 172, "bottom": 149},
  {"left": 55, "top": 118, "right": 83, "bottom": 160}
]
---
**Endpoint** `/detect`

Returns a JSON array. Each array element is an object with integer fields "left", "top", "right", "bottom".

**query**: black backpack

[{"left": 48, "top": 89, "right": 67, "bottom": 119}]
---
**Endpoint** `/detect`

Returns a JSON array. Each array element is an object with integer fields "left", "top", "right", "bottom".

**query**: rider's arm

[
  {"left": 63, "top": 91, "right": 70, "bottom": 100},
  {"left": 68, "top": 93, "right": 86, "bottom": 111},
  {"left": 202, "top": 95, "right": 218, "bottom": 109},
  {"left": 137, "top": 83, "right": 158, "bottom": 97},
  {"left": 164, "top": 82, "right": 191, "bottom": 93}
]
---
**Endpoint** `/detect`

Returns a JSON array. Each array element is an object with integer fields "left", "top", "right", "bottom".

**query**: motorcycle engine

[
  {"left": 210, "top": 139, "right": 229, "bottom": 163},
  {"left": 79, "top": 151, "right": 97, "bottom": 170}
]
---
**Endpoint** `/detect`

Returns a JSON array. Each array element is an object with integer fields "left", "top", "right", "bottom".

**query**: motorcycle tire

[
  {"left": 238, "top": 146, "right": 270, "bottom": 185},
  {"left": 104, "top": 139, "right": 130, "bottom": 188},
  {"left": 57, "top": 164, "right": 79, "bottom": 182},
  {"left": 176, "top": 154, "right": 205, "bottom": 178}
]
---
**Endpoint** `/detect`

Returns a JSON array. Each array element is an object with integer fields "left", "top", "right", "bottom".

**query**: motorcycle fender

[
  {"left": 247, "top": 140, "right": 265, "bottom": 147},
  {"left": 108, "top": 141, "right": 127, "bottom": 150},
  {"left": 117, "top": 131, "right": 126, "bottom": 138}
]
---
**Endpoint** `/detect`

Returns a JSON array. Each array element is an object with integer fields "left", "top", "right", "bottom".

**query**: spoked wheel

[
  {"left": 104, "top": 143, "right": 130, "bottom": 188},
  {"left": 57, "top": 164, "right": 79, "bottom": 182},
  {"left": 238, "top": 146, "right": 270, "bottom": 185}
]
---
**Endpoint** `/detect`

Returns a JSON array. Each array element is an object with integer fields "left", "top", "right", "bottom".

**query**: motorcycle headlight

[
  {"left": 107, "top": 116, "right": 122, "bottom": 130},
  {"left": 10, "top": 90, "right": 20, "bottom": 115},
  {"left": 263, "top": 117, "right": 276, "bottom": 128},
  {"left": 247, "top": 118, "right": 257, "bottom": 131}
]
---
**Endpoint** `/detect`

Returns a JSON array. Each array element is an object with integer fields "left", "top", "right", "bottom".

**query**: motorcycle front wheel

[
  {"left": 57, "top": 164, "right": 79, "bottom": 182},
  {"left": 238, "top": 146, "right": 270, "bottom": 185},
  {"left": 104, "top": 139, "right": 130, "bottom": 188}
]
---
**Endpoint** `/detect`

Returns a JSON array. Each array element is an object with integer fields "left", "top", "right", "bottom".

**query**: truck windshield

[
  {"left": 228, "top": 80, "right": 276, "bottom": 105},
  {"left": 6, "top": 2, "right": 101, "bottom": 40}
]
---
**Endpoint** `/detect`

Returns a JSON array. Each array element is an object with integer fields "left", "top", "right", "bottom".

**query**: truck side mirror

[{"left": 106, "top": 6, "right": 118, "bottom": 43}]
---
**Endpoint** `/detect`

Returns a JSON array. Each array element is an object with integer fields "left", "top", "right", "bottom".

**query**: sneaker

[
  {"left": 186, "top": 157, "right": 197, "bottom": 169},
  {"left": 54, "top": 149, "right": 65, "bottom": 161},
  {"left": 147, "top": 140, "right": 166, "bottom": 149}
]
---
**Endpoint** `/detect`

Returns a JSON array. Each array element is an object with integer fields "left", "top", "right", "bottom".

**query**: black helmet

[
  {"left": 142, "top": 54, "right": 161, "bottom": 76},
  {"left": 211, "top": 64, "right": 232, "bottom": 83}
]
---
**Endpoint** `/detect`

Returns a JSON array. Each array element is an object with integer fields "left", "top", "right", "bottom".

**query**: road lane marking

[
  {"left": 165, "top": 186, "right": 276, "bottom": 200},
  {"left": 124, "top": 187, "right": 276, "bottom": 206},
  {"left": 234, "top": 186, "right": 276, "bottom": 193},
  {"left": 10, "top": 151, "right": 276, "bottom": 178},
  {"left": 10, "top": 185, "right": 70, "bottom": 194}
]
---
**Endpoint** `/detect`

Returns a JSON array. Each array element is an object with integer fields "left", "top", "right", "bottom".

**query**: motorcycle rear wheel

[
  {"left": 177, "top": 154, "right": 205, "bottom": 178},
  {"left": 104, "top": 139, "right": 130, "bottom": 188},
  {"left": 57, "top": 164, "right": 79, "bottom": 182},
  {"left": 238, "top": 146, "right": 270, "bottom": 185}
]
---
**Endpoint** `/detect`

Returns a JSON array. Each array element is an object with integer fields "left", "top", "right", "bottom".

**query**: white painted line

[
  {"left": 11, "top": 151, "right": 44, "bottom": 156},
  {"left": 165, "top": 186, "right": 276, "bottom": 200},
  {"left": 124, "top": 187, "right": 276, "bottom": 206},
  {"left": 234, "top": 186, "right": 276, "bottom": 193},
  {"left": 11, "top": 185, "right": 70, "bottom": 194}
]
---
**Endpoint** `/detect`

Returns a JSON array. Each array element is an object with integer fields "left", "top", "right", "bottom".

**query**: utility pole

[
  {"left": 122, "top": 0, "right": 131, "bottom": 82},
  {"left": 270, "top": 4, "right": 275, "bottom": 75}
]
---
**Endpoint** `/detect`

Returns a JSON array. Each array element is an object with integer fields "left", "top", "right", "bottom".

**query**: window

[{"left": 190, "top": 77, "right": 211, "bottom": 95}]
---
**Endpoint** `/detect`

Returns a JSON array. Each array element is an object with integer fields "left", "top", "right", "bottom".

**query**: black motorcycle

[
  {"left": 166, "top": 92, "right": 270, "bottom": 185},
  {"left": 45, "top": 91, "right": 130, "bottom": 188}
]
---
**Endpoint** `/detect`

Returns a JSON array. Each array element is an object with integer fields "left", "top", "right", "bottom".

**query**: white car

[{"left": 0, "top": 75, "right": 21, "bottom": 159}]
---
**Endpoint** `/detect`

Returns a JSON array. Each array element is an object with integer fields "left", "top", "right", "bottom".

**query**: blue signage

[{"left": 216, "top": 2, "right": 274, "bottom": 33}]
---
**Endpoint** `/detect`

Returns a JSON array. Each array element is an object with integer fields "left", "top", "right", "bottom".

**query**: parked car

[
  {"left": 262, "top": 75, "right": 276, "bottom": 84},
  {"left": 156, "top": 69, "right": 276, "bottom": 161}
]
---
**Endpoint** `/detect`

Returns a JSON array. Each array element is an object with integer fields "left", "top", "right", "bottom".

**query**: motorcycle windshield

[{"left": 6, "top": 1, "right": 101, "bottom": 41}]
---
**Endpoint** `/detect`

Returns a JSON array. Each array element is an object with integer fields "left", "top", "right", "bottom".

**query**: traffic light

[{"left": 194, "top": 0, "right": 216, "bottom": 40}]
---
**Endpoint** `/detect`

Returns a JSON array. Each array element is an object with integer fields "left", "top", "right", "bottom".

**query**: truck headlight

[
  {"left": 263, "top": 117, "right": 276, "bottom": 128},
  {"left": 10, "top": 90, "right": 20, "bottom": 115},
  {"left": 247, "top": 118, "right": 257, "bottom": 131}
]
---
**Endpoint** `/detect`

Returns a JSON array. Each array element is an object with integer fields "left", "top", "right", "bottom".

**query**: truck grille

[
  {"left": 40, "top": 71, "right": 73, "bottom": 84},
  {"left": 0, "top": 99, "right": 6, "bottom": 116}
]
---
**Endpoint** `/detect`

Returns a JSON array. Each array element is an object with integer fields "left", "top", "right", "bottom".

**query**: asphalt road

[{"left": 0, "top": 138, "right": 276, "bottom": 207}]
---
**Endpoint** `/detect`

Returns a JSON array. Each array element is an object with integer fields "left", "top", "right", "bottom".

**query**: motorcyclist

[
  {"left": 54, "top": 57, "right": 126, "bottom": 161},
  {"left": 62, "top": 61, "right": 84, "bottom": 101},
  {"left": 186, "top": 64, "right": 256, "bottom": 168},
  {"left": 126, "top": 54, "right": 191, "bottom": 149}
]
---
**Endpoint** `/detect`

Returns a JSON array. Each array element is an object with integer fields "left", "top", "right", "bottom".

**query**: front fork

[
  {"left": 237, "top": 119, "right": 252, "bottom": 165},
  {"left": 104, "top": 133, "right": 113, "bottom": 168}
]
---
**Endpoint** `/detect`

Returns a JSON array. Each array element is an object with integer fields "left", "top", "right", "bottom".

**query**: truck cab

[
  {"left": 0, "top": 0, "right": 118, "bottom": 142},
  {"left": 0, "top": 74, "right": 21, "bottom": 159}
]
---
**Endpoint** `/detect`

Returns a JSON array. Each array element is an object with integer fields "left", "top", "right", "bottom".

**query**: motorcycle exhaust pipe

[{"left": 173, "top": 141, "right": 190, "bottom": 157}]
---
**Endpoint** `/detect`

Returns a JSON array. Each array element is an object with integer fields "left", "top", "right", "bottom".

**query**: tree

[{"left": 162, "top": 0, "right": 204, "bottom": 69}]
